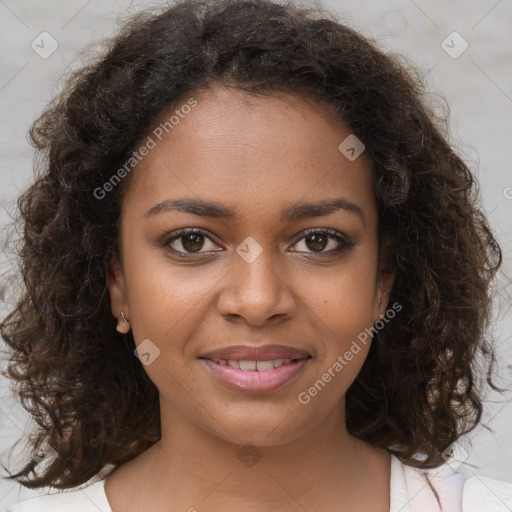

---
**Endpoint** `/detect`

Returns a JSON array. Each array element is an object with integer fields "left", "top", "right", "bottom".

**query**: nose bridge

[
  {"left": 236, "top": 239, "right": 281, "bottom": 293},
  {"left": 217, "top": 235, "right": 296, "bottom": 323}
]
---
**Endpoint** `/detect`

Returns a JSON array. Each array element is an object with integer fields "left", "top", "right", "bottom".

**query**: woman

[{"left": 1, "top": 0, "right": 510, "bottom": 510}]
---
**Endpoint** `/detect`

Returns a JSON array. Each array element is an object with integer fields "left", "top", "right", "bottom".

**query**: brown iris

[{"left": 305, "top": 233, "right": 327, "bottom": 252}]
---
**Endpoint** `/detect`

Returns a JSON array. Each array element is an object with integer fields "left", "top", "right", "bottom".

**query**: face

[{"left": 108, "top": 86, "right": 394, "bottom": 447}]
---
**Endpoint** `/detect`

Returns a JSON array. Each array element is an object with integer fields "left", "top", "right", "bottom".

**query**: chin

[{"left": 205, "top": 410, "right": 311, "bottom": 448}]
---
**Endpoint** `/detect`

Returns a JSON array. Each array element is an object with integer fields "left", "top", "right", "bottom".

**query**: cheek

[
  {"left": 305, "top": 250, "right": 377, "bottom": 385},
  {"left": 311, "top": 251, "right": 377, "bottom": 332},
  {"left": 120, "top": 239, "right": 218, "bottom": 343},
  {"left": 126, "top": 268, "right": 218, "bottom": 345}
]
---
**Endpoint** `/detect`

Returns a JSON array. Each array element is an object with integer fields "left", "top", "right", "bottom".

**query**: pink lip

[{"left": 201, "top": 357, "right": 311, "bottom": 393}]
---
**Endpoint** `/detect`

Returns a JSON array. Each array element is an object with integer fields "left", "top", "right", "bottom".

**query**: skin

[{"left": 106, "top": 86, "right": 395, "bottom": 512}]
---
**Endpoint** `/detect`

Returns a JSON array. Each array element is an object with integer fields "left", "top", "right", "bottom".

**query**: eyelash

[{"left": 161, "top": 227, "right": 354, "bottom": 259}]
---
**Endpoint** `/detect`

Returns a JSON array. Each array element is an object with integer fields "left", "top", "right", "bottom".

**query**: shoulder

[
  {"left": 462, "top": 474, "right": 512, "bottom": 512},
  {"left": 393, "top": 455, "right": 512, "bottom": 512},
  {"left": 4, "top": 478, "right": 112, "bottom": 512}
]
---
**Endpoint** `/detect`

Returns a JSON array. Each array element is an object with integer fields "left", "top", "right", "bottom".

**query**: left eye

[
  {"left": 162, "top": 228, "right": 352, "bottom": 257},
  {"left": 290, "top": 228, "right": 353, "bottom": 256}
]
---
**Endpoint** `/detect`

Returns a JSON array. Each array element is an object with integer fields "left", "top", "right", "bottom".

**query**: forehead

[{"left": 123, "top": 87, "right": 375, "bottom": 225}]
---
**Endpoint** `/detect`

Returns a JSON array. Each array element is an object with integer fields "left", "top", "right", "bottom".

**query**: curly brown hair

[{"left": 0, "top": 0, "right": 503, "bottom": 490}]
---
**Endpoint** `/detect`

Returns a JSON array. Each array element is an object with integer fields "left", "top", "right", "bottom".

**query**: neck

[{"left": 132, "top": 399, "right": 390, "bottom": 512}]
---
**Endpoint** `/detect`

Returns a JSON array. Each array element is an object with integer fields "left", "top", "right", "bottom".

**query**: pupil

[
  {"left": 182, "top": 234, "right": 203, "bottom": 252},
  {"left": 307, "top": 233, "right": 327, "bottom": 252}
]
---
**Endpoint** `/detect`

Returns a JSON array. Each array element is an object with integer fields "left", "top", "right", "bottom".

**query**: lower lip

[{"left": 200, "top": 358, "right": 311, "bottom": 393}]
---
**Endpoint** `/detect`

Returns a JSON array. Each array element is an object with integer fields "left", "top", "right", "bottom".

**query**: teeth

[
  {"left": 216, "top": 358, "right": 299, "bottom": 371},
  {"left": 239, "top": 360, "right": 256, "bottom": 371},
  {"left": 256, "top": 360, "right": 274, "bottom": 371}
]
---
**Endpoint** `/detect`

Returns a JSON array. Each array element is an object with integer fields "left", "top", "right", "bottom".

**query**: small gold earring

[
  {"left": 378, "top": 297, "right": 382, "bottom": 305},
  {"left": 116, "top": 311, "right": 130, "bottom": 333}
]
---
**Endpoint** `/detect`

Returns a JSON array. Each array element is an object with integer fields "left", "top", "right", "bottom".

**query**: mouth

[
  {"left": 199, "top": 356, "right": 312, "bottom": 393},
  {"left": 199, "top": 343, "right": 312, "bottom": 362},
  {"left": 201, "top": 357, "right": 308, "bottom": 370}
]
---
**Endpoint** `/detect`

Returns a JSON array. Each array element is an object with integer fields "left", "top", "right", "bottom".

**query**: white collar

[
  {"left": 389, "top": 453, "right": 512, "bottom": 512},
  {"left": 390, "top": 453, "right": 412, "bottom": 511}
]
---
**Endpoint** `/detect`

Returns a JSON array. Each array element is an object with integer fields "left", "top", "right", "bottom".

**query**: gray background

[{"left": 1, "top": 0, "right": 511, "bottom": 508}]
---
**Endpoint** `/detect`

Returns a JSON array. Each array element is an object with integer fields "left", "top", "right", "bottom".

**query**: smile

[
  {"left": 200, "top": 357, "right": 311, "bottom": 393},
  {"left": 209, "top": 358, "right": 296, "bottom": 370}
]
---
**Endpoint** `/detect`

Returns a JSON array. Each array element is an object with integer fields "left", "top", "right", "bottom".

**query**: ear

[
  {"left": 373, "top": 234, "right": 396, "bottom": 322},
  {"left": 107, "top": 253, "right": 129, "bottom": 330}
]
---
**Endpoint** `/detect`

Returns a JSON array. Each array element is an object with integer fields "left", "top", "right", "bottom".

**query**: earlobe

[
  {"left": 107, "top": 253, "right": 129, "bottom": 328},
  {"left": 376, "top": 271, "right": 395, "bottom": 314},
  {"left": 374, "top": 233, "right": 396, "bottom": 319},
  {"left": 373, "top": 269, "right": 395, "bottom": 322}
]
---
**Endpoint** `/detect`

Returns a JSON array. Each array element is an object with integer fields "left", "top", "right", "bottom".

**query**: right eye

[{"left": 162, "top": 228, "right": 224, "bottom": 257}]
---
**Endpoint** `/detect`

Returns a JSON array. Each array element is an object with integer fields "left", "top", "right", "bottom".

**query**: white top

[{"left": 4, "top": 455, "right": 512, "bottom": 511}]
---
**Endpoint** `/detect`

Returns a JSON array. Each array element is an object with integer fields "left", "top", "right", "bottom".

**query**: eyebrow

[{"left": 144, "top": 197, "right": 365, "bottom": 224}]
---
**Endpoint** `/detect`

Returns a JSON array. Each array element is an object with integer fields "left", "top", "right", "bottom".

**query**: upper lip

[{"left": 199, "top": 344, "right": 312, "bottom": 361}]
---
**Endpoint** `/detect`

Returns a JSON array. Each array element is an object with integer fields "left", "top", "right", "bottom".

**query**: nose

[{"left": 216, "top": 249, "right": 297, "bottom": 326}]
